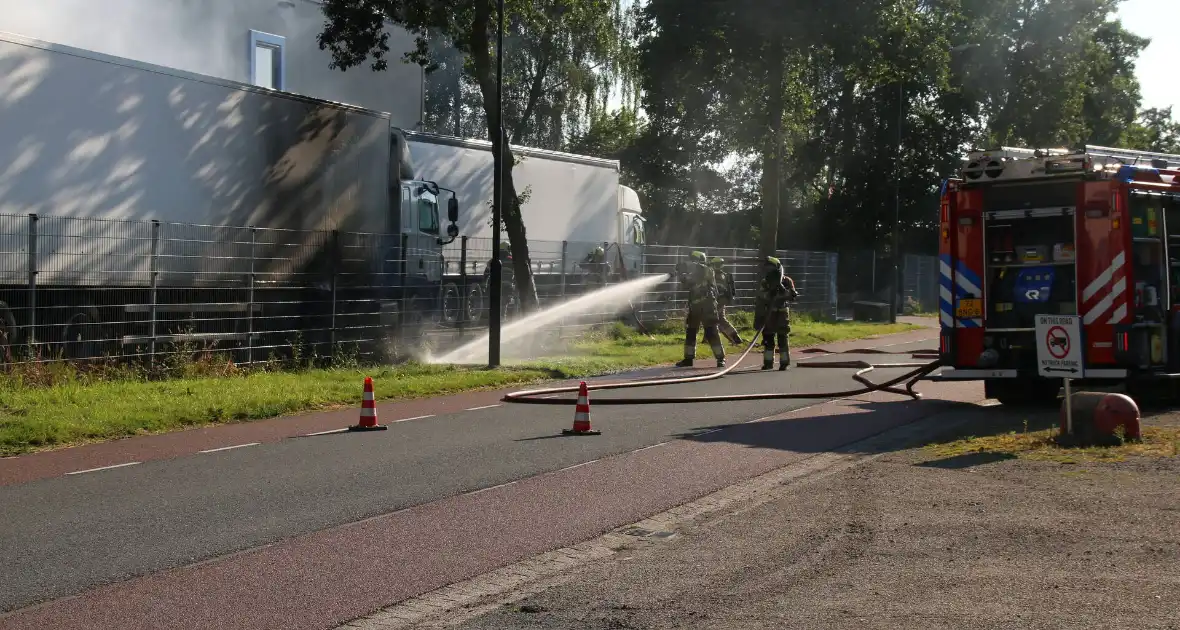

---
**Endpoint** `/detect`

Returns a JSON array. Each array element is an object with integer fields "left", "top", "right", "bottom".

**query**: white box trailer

[
  {"left": 0, "top": 31, "right": 461, "bottom": 356},
  {"left": 403, "top": 131, "right": 647, "bottom": 281},
  {"left": 0, "top": 31, "right": 396, "bottom": 287}
]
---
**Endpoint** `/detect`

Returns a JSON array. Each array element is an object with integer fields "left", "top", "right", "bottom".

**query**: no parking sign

[{"left": 1034, "top": 315, "right": 1084, "bottom": 378}]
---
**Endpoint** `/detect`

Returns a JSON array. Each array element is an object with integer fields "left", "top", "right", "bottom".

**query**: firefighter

[
  {"left": 483, "top": 241, "right": 517, "bottom": 317},
  {"left": 581, "top": 245, "right": 610, "bottom": 289},
  {"left": 674, "top": 251, "right": 726, "bottom": 368},
  {"left": 709, "top": 256, "right": 744, "bottom": 345},
  {"left": 755, "top": 256, "right": 799, "bottom": 370}
]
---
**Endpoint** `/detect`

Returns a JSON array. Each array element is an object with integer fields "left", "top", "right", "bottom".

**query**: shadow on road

[{"left": 671, "top": 397, "right": 985, "bottom": 456}]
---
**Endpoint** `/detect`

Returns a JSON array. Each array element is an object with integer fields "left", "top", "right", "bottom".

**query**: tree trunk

[
  {"left": 759, "top": 42, "right": 788, "bottom": 259},
  {"left": 469, "top": 0, "right": 539, "bottom": 312}
]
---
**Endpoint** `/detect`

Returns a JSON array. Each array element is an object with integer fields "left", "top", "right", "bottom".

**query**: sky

[{"left": 1118, "top": 0, "right": 1179, "bottom": 111}]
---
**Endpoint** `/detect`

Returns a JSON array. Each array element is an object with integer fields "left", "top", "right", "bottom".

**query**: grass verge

[
  {"left": 0, "top": 313, "right": 919, "bottom": 456},
  {"left": 924, "top": 424, "right": 1180, "bottom": 464}
]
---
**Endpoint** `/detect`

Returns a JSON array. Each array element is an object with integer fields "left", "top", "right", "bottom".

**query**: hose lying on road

[{"left": 501, "top": 324, "right": 944, "bottom": 405}]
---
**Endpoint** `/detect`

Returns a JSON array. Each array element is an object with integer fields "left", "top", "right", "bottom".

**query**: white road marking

[
  {"left": 392, "top": 414, "right": 435, "bottom": 423},
  {"left": 465, "top": 480, "right": 519, "bottom": 496},
  {"left": 465, "top": 404, "right": 501, "bottom": 411},
  {"left": 303, "top": 428, "right": 349, "bottom": 437},
  {"left": 66, "top": 462, "right": 140, "bottom": 475},
  {"left": 695, "top": 428, "right": 724, "bottom": 436},
  {"left": 558, "top": 459, "right": 599, "bottom": 472},
  {"left": 632, "top": 442, "right": 669, "bottom": 452},
  {"left": 198, "top": 442, "right": 260, "bottom": 454}
]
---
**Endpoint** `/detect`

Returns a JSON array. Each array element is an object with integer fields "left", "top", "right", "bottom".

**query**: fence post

[
  {"left": 458, "top": 236, "right": 468, "bottom": 338},
  {"left": 558, "top": 241, "right": 568, "bottom": 337},
  {"left": 871, "top": 252, "right": 877, "bottom": 294},
  {"left": 560, "top": 241, "right": 568, "bottom": 299},
  {"left": 25, "top": 213, "right": 37, "bottom": 353},
  {"left": 828, "top": 252, "right": 839, "bottom": 320},
  {"left": 247, "top": 227, "right": 256, "bottom": 364},
  {"left": 329, "top": 230, "right": 339, "bottom": 357},
  {"left": 149, "top": 220, "right": 160, "bottom": 366}
]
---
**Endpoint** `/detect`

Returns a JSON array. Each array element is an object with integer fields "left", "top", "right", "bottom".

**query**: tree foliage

[
  {"left": 626, "top": 0, "right": 1176, "bottom": 258},
  {"left": 318, "top": 0, "right": 637, "bottom": 312}
]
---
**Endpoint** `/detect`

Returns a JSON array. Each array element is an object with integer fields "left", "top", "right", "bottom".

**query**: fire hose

[{"left": 502, "top": 321, "right": 944, "bottom": 405}]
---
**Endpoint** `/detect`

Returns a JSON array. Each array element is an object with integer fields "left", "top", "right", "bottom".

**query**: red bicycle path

[
  {"left": 0, "top": 326, "right": 940, "bottom": 487},
  {"left": 0, "top": 367, "right": 981, "bottom": 630}
]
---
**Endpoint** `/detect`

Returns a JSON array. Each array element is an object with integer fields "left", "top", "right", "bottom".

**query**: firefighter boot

[
  {"left": 762, "top": 347, "right": 774, "bottom": 370},
  {"left": 779, "top": 337, "right": 791, "bottom": 371},
  {"left": 677, "top": 326, "right": 698, "bottom": 367},
  {"left": 706, "top": 326, "right": 726, "bottom": 368}
]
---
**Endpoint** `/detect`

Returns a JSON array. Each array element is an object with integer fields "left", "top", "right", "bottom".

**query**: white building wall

[{"left": 0, "top": 0, "right": 423, "bottom": 127}]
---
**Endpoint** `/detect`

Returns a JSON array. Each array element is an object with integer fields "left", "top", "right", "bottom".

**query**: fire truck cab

[{"left": 931, "top": 144, "right": 1180, "bottom": 406}]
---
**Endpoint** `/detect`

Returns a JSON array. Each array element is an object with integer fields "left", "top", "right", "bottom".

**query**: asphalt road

[{"left": 0, "top": 335, "right": 943, "bottom": 620}]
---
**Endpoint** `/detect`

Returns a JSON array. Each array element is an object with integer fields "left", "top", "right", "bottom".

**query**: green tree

[
  {"left": 319, "top": 0, "right": 635, "bottom": 312},
  {"left": 1124, "top": 107, "right": 1180, "bottom": 153},
  {"left": 631, "top": 0, "right": 1156, "bottom": 260},
  {"left": 420, "top": 1, "right": 641, "bottom": 151}
]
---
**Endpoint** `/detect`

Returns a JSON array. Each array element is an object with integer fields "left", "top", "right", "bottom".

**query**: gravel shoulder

[{"left": 440, "top": 408, "right": 1180, "bottom": 630}]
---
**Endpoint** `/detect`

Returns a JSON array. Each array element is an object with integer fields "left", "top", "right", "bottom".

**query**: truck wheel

[
  {"left": 464, "top": 284, "right": 482, "bottom": 324},
  {"left": 985, "top": 378, "right": 1060, "bottom": 407},
  {"left": 0, "top": 300, "right": 17, "bottom": 362},
  {"left": 440, "top": 283, "right": 461, "bottom": 324},
  {"left": 63, "top": 308, "right": 106, "bottom": 361}
]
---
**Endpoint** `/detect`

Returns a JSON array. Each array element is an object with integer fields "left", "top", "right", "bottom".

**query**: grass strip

[{"left": 0, "top": 313, "right": 919, "bottom": 456}]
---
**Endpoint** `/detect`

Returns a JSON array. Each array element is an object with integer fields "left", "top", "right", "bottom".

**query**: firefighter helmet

[
  {"left": 690, "top": 251, "right": 707, "bottom": 263},
  {"left": 709, "top": 257, "right": 724, "bottom": 268}
]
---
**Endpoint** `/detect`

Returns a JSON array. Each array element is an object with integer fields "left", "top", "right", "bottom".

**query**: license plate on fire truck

[{"left": 955, "top": 298, "right": 982, "bottom": 319}]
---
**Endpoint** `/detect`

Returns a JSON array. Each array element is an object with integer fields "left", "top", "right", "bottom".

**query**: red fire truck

[{"left": 931, "top": 145, "right": 1180, "bottom": 406}]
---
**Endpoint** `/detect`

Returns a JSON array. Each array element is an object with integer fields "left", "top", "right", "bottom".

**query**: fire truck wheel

[{"left": 985, "top": 378, "right": 1060, "bottom": 407}]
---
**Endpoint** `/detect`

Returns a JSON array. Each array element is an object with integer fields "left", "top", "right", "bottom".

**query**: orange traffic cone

[
  {"left": 349, "top": 376, "right": 388, "bottom": 432},
  {"left": 562, "top": 381, "right": 601, "bottom": 436}
]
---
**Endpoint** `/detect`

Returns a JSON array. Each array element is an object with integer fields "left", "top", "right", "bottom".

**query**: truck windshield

[{"left": 417, "top": 193, "right": 440, "bottom": 235}]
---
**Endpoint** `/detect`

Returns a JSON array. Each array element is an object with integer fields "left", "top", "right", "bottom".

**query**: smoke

[{"left": 0, "top": 0, "right": 241, "bottom": 82}]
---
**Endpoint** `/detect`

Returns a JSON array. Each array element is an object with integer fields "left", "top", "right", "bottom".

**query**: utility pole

[
  {"left": 890, "top": 79, "right": 902, "bottom": 324},
  {"left": 488, "top": 0, "right": 505, "bottom": 367}
]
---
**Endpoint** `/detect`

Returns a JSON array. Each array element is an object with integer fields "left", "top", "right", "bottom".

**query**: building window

[{"left": 249, "top": 30, "right": 285, "bottom": 90}]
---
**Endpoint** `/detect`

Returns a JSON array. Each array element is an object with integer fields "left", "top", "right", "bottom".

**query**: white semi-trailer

[{"left": 0, "top": 31, "right": 462, "bottom": 359}]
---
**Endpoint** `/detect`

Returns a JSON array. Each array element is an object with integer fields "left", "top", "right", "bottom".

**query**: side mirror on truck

[
  {"left": 447, "top": 224, "right": 459, "bottom": 238},
  {"left": 448, "top": 198, "right": 459, "bottom": 223}
]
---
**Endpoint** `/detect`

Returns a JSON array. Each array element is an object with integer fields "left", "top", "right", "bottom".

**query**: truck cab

[
  {"left": 932, "top": 145, "right": 1180, "bottom": 406},
  {"left": 383, "top": 129, "right": 461, "bottom": 331}
]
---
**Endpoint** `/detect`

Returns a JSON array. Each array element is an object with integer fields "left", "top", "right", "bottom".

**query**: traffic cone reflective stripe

[
  {"left": 562, "top": 381, "right": 601, "bottom": 436},
  {"left": 349, "top": 376, "right": 388, "bottom": 431}
]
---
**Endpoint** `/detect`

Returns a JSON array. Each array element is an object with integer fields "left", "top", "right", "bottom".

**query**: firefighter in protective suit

[
  {"left": 483, "top": 242, "right": 517, "bottom": 317},
  {"left": 581, "top": 245, "right": 610, "bottom": 288},
  {"left": 755, "top": 256, "right": 799, "bottom": 370},
  {"left": 674, "top": 251, "right": 726, "bottom": 368},
  {"left": 708, "top": 256, "right": 743, "bottom": 345}
]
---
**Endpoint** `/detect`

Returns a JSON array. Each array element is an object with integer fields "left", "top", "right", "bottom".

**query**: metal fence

[
  {"left": 0, "top": 212, "right": 839, "bottom": 366},
  {"left": 903, "top": 253, "right": 939, "bottom": 315}
]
